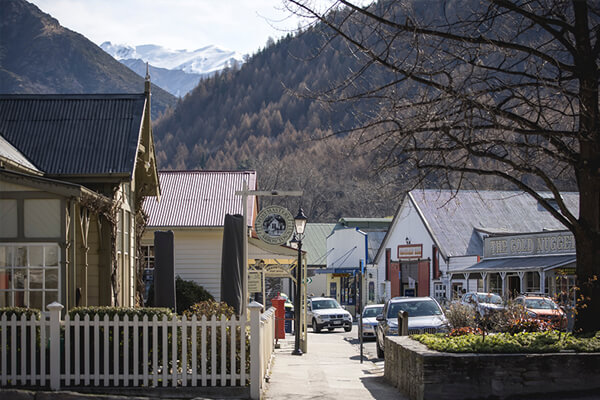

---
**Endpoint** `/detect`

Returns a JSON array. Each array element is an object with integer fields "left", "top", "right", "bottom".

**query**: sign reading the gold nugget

[{"left": 255, "top": 205, "right": 295, "bottom": 245}]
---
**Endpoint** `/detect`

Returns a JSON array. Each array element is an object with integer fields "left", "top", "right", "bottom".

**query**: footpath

[{"left": 263, "top": 330, "right": 404, "bottom": 400}]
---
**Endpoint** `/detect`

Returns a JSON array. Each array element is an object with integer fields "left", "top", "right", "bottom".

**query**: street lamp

[{"left": 292, "top": 207, "right": 307, "bottom": 356}]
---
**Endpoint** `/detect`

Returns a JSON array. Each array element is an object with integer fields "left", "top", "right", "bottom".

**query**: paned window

[
  {"left": 0, "top": 244, "right": 60, "bottom": 309},
  {"left": 141, "top": 245, "right": 154, "bottom": 302}
]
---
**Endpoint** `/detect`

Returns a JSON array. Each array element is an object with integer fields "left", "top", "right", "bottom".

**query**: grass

[{"left": 411, "top": 331, "right": 600, "bottom": 354}]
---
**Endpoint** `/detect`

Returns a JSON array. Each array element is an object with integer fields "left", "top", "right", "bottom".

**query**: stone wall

[{"left": 384, "top": 336, "right": 600, "bottom": 400}]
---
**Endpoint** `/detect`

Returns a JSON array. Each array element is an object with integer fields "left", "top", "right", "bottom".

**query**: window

[
  {"left": 24, "top": 199, "right": 61, "bottom": 238},
  {"left": 0, "top": 244, "right": 60, "bottom": 309},
  {"left": 141, "top": 245, "right": 154, "bottom": 302},
  {"left": 434, "top": 283, "right": 446, "bottom": 301},
  {"left": 0, "top": 200, "right": 18, "bottom": 238},
  {"left": 368, "top": 281, "right": 375, "bottom": 302},
  {"left": 526, "top": 271, "right": 540, "bottom": 292}
]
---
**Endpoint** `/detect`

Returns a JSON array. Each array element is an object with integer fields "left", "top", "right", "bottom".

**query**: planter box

[{"left": 384, "top": 336, "right": 600, "bottom": 400}]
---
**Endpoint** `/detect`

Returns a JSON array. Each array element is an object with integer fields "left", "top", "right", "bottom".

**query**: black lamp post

[{"left": 292, "top": 207, "right": 307, "bottom": 356}]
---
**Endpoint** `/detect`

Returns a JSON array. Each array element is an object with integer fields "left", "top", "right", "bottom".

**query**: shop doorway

[{"left": 508, "top": 275, "right": 521, "bottom": 298}]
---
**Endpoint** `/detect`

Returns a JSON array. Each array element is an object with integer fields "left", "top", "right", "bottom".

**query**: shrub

[
  {"left": 445, "top": 303, "right": 477, "bottom": 329},
  {"left": 175, "top": 276, "right": 214, "bottom": 314},
  {"left": 184, "top": 300, "right": 249, "bottom": 383},
  {"left": 413, "top": 331, "right": 600, "bottom": 353},
  {"left": 0, "top": 307, "right": 42, "bottom": 320}
]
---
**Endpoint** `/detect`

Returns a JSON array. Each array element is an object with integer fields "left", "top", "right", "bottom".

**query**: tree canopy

[{"left": 284, "top": 0, "right": 600, "bottom": 332}]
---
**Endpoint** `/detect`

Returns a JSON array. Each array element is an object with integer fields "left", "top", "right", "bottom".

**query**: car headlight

[
  {"left": 387, "top": 327, "right": 398, "bottom": 335},
  {"left": 527, "top": 310, "right": 537, "bottom": 318},
  {"left": 317, "top": 315, "right": 329, "bottom": 321}
]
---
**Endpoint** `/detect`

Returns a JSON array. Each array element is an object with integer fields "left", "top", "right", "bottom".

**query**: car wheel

[
  {"left": 344, "top": 324, "right": 352, "bottom": 332},
  {"left": 376, "top": 337, "right": 384, "bottom": 358},
  {"left": 312, "top": 319, "right": 321, "bottom": 333}
]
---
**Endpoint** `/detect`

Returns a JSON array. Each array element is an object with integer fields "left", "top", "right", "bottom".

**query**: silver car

[
  {"left": 360, "top": 304, "right": 383, "bottom": 340},
  {"left": 375, "top": 297, "right": 448, "bottom": 358}
]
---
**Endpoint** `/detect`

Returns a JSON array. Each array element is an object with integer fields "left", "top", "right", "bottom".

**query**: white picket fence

[{"left": 0, "top": 301, "right": 275, "bottom": 399}]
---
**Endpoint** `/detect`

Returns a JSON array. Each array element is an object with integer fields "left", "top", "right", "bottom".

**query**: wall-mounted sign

[
  {"left": 397, "top": 244, "right": 423, "bottom": 260},
  {"left": 255, "top": 205, "right": 295, "bottom": 245},
  {"left": 484, "top": 231, "right": 576, "bottom": 258},
  {"left": 248, "top": 271, "right": 262, "bottom": 293}
]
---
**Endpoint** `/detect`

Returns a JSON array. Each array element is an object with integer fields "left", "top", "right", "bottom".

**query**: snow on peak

[{"left": 100, "top": 41, "right": 245, "bottom": 75}]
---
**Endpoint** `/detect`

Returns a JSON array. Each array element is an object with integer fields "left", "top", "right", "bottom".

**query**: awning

[
  {"left": 451, "top": 254, "right": 575, "bottom": 276},
  {"left": 315, "top": 267, "right": 359, "bottom": 274}
]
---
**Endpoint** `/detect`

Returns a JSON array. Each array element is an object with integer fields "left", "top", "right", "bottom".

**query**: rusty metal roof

[
  {"left": 0, "top": 94, "right": 146, "bottom": 177},
  {"left": 144, "top": 170, "right": 257, "bottom": 227}
]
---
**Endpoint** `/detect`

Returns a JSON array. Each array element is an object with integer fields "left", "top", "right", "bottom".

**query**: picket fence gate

[{"left": 0, "top": 301, "right": 275, "bottom": 400}]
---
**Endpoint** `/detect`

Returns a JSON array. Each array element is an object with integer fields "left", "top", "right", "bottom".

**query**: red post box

[{"left": 271, "top": 293, "right": 286, "bottom": 340}]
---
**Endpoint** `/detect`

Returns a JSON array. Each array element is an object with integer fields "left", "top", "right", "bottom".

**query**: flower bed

[
  {"left": 412, "top": 331, "right": 600, "bottom": 353},
  {"left": 384, "top": 335, "right": 600, "bottom": 400}
]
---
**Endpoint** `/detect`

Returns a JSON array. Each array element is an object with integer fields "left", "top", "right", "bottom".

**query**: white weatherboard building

[{"left": 374, "top": 190, "right": 579, "bottom": 303}]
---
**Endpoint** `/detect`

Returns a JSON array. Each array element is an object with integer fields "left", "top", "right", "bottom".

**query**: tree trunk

[{"left": 573, "top": 174, "right": 600, "bottom": 333}]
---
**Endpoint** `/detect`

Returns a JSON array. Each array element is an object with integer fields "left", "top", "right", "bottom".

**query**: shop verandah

[{"left": 450, "top": 230, "right": 577, "bottom": 303}]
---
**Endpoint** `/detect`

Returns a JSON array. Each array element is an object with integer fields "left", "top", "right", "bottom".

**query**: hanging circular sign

[{"left": 255, "top": 205, "right": 295, "bottom": 245}]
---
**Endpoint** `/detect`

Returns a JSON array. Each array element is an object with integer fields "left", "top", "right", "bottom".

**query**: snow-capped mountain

[
  {"left": 101, "top": 42, "right": 245, "bottom": 75},
  {"left": 100, "top": 42, "right": 245, "bottom": 97}
]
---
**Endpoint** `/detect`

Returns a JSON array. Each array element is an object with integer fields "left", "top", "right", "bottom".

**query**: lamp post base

[{"left": 292, "top": 348, "right": 303, "bottom": 356}]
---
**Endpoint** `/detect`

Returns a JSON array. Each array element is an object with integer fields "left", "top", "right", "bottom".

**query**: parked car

[
  {"left": 308, "top": 297, "right": 353, "bottom": 333},
  {"left": 460, "top": 292, "right": 505, "bottom": 317},
  {"left": 360, "top": 304, "right": 384, "bottom": 340},
  {"left": 514, "top": 294, "right": 567, "bottom": 330},
  {"left": 375, "top": 297, "right": 448, "bottom": 358}
]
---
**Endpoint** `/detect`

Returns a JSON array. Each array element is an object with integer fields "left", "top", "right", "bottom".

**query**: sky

[{"left": 28, "top": 0, "right": 307, "bottom": 55}]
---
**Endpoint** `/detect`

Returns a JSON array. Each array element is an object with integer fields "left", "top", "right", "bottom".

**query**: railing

[{"left": 0, "top": 301, "right": 275, "bottom": 400}]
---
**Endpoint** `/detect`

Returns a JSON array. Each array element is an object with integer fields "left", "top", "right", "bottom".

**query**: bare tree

[{"left": 284, "top": 0, "right": 600, "bottom": 332}]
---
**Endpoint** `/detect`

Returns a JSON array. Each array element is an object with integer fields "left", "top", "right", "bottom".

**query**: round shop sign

[{"left": 255, "top": 205, "right": 295, "bottom": 245}]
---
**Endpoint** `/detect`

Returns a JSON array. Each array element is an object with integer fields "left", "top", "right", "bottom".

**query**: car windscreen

[
  {"left": 477, "top": 294, "right": 503, "bottom": 304},
  {"left": 312, "top": 299, "right": 340, "bottom": 310},
  {"left": 525, "top": 298, "right": 558, "bottom": 309},
  {"left": 362, "top": 306, "right": 383, "bottom": 318},
  {"left": 387, "top": 300, "right": 442, "bottom": 318}
]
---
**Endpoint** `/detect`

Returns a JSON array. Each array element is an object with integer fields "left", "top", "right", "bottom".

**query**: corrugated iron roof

[
  {"left": 0, "top": 133, "right": 41, "bottom": 173},
  {"left": 0, "top": 94, "right": 146, "bottom": 177},
  {"left": 144, "top": 170, "right": 257, "bottom": 227},
  {"left": 410, "top": 189, "right": 579, "bottom": 258},
  {"left": 458, "top": 254, "right": 575, "bottom": 273},
  {"left": 303, "top": 223, "right": 336, "bottom": 266}
]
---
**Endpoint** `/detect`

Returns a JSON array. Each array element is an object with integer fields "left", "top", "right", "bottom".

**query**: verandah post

[{"left": 47, "top": 302, "right": 64, "bottom": 391}]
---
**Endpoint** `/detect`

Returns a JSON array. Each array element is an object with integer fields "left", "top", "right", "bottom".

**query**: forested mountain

[
  {"left": 0, "top": 0, "right": 176, "bottom": 119},
  {"left": 153, "top": 28, "right": 404, "bottom": 221}
]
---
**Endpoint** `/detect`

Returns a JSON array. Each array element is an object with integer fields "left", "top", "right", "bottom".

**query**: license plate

[{"left": 333, "top": 320, "right": 341, "bottom": 325}]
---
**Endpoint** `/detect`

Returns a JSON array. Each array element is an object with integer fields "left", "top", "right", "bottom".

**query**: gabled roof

[
  {"left": 411, "top": 190, "right": 579, "bottom": 259},
  {"left": 375, "top": 189, "right": 579, "bottom": 263},
  {"left": 0, "top": 94, "right": 146, "bottom": 177},
  {"left": 144, "top": 170, "right": 257, "bottom": 228}
]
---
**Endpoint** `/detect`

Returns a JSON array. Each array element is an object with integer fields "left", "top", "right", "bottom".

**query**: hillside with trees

[{"left": 153, "top": 27, "right": 415, "bottom": 220}]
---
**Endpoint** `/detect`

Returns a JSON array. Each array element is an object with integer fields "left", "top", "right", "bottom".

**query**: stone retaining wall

[{"left": 384, "top": 336, "right": 600, "bottom": 400}]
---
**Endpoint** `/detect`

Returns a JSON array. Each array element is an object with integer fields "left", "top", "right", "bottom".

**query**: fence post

[
  {"left": 249, "top": 301, "right": 263, "bottom": 400},
  {"left": 47, "top": 302, "right": 64, "bottom": 391}
]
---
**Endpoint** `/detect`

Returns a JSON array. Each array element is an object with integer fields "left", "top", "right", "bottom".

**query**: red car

[{"left": 514, "top": 295, "right": 567, "bottom": 330}]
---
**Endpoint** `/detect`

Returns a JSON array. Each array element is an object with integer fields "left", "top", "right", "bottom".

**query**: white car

[
  {"left": 360, "top": 304, "right": 383, "bottom": 340},
  {"left": 308, "top": 297, "right": 353, "bottom": 333}
]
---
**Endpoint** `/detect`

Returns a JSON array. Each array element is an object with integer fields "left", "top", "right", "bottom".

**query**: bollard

[{"left": 397, "top": 311, "right": 408, "bottom": 336}]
